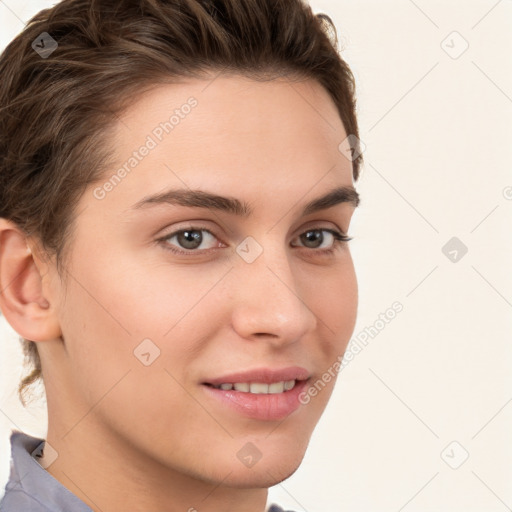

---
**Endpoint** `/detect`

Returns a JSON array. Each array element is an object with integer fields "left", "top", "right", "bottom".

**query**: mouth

[
  {"left": 201, "top": 367, "right": 310, "bottom": 421},
  {"left": 204, "top": 379, "right": 299, "bottom": 394}
]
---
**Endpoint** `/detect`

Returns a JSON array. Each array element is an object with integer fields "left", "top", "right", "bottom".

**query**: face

[{"left": 40, "top": 74, "right": 358, "bottom": 488}]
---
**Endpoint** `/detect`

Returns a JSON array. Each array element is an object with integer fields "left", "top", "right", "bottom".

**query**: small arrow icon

[
  {"left": 441, "top": 440, "right": 469, "bottom": 469},
  {"left": 134, "top": 338, "right": 161, "bottom": 366},
  {"left": 448, "top": 249, "right": 458, "bottom": 260},
  {"left": 236, "top": 441, "right": 262, "bottom": 468},
  {"left": 440, "top": 31, "right": 469, "bottom": 59},
  {"left": 442, "top": 236, "right": 468, "bottom": 263},
  {"left": 31, "top": 32, "right": 58, "bottom": 59},
  {"left": 31, "top": 441, "right": 58, "bottom": 468},
  {"left": 338, "top": 134, "right": 365, "bottom": 162},
  {"left": 236, "top": 236, "right": 262, "bottom": 263}
]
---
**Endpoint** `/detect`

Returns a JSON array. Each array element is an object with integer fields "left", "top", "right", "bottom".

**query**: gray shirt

[
  {"left": 0, "top": 430, "right": 92, "bottom": 511},
  {"left": 0, "top": 430, "right": 295, "bottom": 512}
]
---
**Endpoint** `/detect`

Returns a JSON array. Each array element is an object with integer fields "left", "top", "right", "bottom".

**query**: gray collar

[{"left": 0, "top": 430, "right": 92, "bottom": 511}]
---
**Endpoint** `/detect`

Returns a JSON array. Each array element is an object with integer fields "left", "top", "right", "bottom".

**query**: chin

[
  {"left": 223, "top": 464, "right": 302, "bottom": 489},
  {"left": 219, "top": 447, "right": 307, "bottom": 489}
]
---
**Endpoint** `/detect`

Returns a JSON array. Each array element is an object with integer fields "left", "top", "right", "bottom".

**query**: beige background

[{"left": 1, "top": 1, "right": 511, "bottom": 510}]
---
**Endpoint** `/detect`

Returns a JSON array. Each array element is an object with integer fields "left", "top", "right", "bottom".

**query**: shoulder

[
  {"left": 0, "top": 431, "right": 52, "bottom": 511},
  {"left": 0, "top": 430, "right": 92, "bottom": 512},
  {"left": 0, "top": 485, "right": 54, "bottom": 511}
]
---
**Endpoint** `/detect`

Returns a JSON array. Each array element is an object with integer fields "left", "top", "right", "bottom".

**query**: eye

[
  {"left": 159, "top": 227, "right": 222, "bottom": 253},
  {"left": 291, "top": 228, "right": 352, "bottom": 254},
  {"left": 157, "top": 225, "right": 352, "bottom": 256}
]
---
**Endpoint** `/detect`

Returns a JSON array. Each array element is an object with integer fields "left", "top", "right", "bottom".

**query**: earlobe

[{"left": 0, "top": 219, "right": 62, "bottom": 342}]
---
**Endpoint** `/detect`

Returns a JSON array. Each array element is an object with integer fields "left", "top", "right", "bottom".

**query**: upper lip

[{"left": 204, "top": 366, "right": 310, "bottom": 386}]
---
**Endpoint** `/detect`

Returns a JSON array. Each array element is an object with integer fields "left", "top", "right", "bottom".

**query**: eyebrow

[{"left": 130, "top": 185, "right": 360, "bottom": 216}]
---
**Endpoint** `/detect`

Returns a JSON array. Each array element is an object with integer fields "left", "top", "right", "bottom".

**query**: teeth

[
  {"left": 214, "top": 380, "right": 297, "bottom": 394},
  {"left": 268, "top": 382, "right": 285, "bottom": 394},
  {"left": 250, "top": 383, "right": 269, "bottom": 394},
  {"left": 284, "top": 379, "right": 295, "bottom": 391}
]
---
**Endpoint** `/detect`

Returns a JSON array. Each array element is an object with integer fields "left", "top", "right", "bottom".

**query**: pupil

[
  {"left": 303, "top": 230, "right": 322, "bottom": 248},
  {"left": 180, "top": 230, "right": 201, "bottom": 249}
]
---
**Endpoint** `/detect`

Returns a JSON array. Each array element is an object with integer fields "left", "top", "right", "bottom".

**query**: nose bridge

[{"left": 230, "top": 238, "right": 317, "bottom": 342}]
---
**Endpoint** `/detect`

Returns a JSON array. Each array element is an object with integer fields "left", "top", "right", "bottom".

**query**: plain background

[{"left": 0, "top": 1, "right": 511, "bottom": 511}]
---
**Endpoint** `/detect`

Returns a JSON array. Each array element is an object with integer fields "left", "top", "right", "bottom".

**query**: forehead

[
  {"left": 87, "top": 75, "right": 354, "bottom": 219},
  {"left": 114, "top": 74, "right": 350, "bottom": 165}
]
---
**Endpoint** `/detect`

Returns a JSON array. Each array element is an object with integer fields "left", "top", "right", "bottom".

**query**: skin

[{"left": 0, "top": 75, "right": 358, "bottom": 512}]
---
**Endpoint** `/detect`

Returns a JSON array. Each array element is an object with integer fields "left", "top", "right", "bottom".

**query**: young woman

[{"left": 0, "top": 0, "right": 363, "bottom": 510}]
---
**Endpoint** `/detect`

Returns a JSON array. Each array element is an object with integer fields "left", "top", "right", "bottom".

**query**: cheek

[
  {"left": 297, "top": 264, "right": 357, "bottom": 416},
  {"left": 308, "top": 257, "right": 358, "bottom": 353},
  {"left": 56, "top": 253, "right": 215, "bottom": 439},
  {"left": 68, "top": 240, "right": 228, "bottom": 339}
]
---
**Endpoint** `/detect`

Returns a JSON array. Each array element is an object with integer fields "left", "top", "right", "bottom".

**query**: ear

[{"left": 0, "top": 219, "right": 62, "bottom": 342}]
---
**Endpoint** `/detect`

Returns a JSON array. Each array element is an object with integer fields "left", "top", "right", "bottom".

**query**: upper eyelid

[
  {"left": 158, "top": 217, "right": 347, "bottom": 237},
  {"left": 159, "top": 224, "right": 348, "bottom": 248}
]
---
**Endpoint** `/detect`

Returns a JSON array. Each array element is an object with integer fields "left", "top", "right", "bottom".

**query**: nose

[{"left": 230, "top": 244, "right": 318, "bottom": 347}]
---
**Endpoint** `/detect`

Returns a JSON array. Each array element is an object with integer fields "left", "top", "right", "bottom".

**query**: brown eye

[
  {"left": 292, "top": 228, "right": 352, "bottom": 251},
  {"left": 174, "top": 229, "right": 203, "bottom": 250},
  {"left": 160, "top": 227, "right": 220, "bottom": 253},
  {"left": 300, "top": 230, "right": 326, "bottom": 249}
]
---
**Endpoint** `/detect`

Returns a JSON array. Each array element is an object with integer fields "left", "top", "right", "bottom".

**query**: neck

[{"left": 45, "top": 419, "right": 269, "bottom": 512}]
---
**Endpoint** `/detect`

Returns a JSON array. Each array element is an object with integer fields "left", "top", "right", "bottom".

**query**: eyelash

[{"left": 157, "top": 225, "right": 353, "bottom": 256}]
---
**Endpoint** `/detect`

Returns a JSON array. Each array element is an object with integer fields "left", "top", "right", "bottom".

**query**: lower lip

[{"left": 202, "top": 380, "right": 309, "bottom": 421}]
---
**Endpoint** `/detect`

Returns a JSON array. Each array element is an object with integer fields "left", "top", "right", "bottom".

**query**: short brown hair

[{"left": 0, "top": 0, "right": 363, "bottom": 405}]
